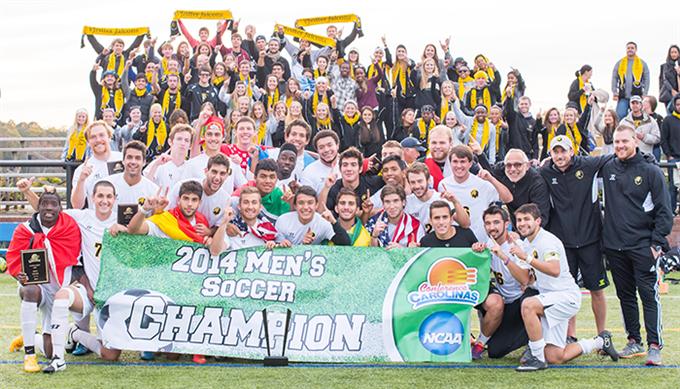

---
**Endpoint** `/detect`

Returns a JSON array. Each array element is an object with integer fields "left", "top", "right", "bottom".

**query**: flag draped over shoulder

[
  {"left": 6, "top": 213, "right": 81, "bottom": 286},
  {"left": 147, "top": 207, "right": 209, "bottom": 243}
]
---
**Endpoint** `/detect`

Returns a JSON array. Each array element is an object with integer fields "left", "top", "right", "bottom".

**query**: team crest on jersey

[
  {"left": 551, "top": 178, "right": 558, "bottom": 185},
  {"left": 532, "top": 249, "right": 539, "bottom": 261},
  {"left": 609, "top": 174, "right": 616, "bottom": 181},
  {"left": 213, "top": 207, "right": 221, "bottom": 215},
  {"left": 463, "top": 206, "right": 471, "bottom": 216},
  {"left": 634, "top": 176, "right": 642, "bottom": 186},
  {"left": 470, "top": 189, "right": 479, "bottom": 199},
  {"left": 138, "top": 197, "right": 146, "bottom": 206},
  {"left": 575, "top": 170, "right": 584, "bottom": 180}
]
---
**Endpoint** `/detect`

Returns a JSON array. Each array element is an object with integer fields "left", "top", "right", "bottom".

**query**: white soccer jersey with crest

[
  {"left": 524, "top": 228, "right": 579, "bottom": 294},
  {"left": 64, "top": 209, "right": 116, "bottom": 289},
  {"left": 488, "top": 239, "right": 532, "bottom": 303},
  {"left": 437, "top": 173, "right": 499, "bottom": 241}
]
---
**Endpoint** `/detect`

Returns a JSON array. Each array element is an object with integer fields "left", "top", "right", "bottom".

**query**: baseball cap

[
  {"left": 400, "top": 137, "right": 426, "bottom": 152},
  {"left": 630, "top": 95, "right": 643, "bottom": 104},
  {"left": 550, "top": 135, "right": 573, "bottom": 151},
  {"left": 421, "top": 105, "right": 434, "bottom": 113}
]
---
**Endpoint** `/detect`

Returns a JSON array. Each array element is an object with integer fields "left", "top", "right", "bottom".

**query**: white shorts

[
  {"left": 536, "top": 291, "right": 581, "bottom": 348},
  {"left": 16, "top": 283, "right": 59, "bottom": 335},
  {"left": 70, "top": 284, "right": 102, "bottom": 340}
]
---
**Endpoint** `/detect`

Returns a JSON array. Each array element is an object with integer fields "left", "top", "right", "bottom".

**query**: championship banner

[
  {"left": 82, "top": 26, "right": 150, "bottom": 36},
  {"left": 294, "top": 14, "right": 363, "bottom": 38},
  {"left": 95, "top": 234, "right": 489, "bottom": 362},
  {"left": 172, "top": 10, "right": 233, "bottom": 20},
  {"left": 274, "top": 24, "right": 336, "bottom": 48}
]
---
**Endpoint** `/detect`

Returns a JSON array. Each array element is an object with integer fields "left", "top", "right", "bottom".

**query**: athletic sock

[
  {"left": 50, "top": 299, "right": 70, "bottom": 360},
  {"left": 76, "top": 315, "right": 91, "bottom": 333},
  {"left": 20, "top": 301, "right": 38, "bottom": 355},
  {"left": 34, "top": 333, "right": 45, "bottom": 356},
  {"left": 529, "top": 339, "right": 546, "bottom": 362},
  {"left": 73, "top": 329, "right": 102, "bottom": 357},
  {"left": 477, "top": 333, "right": 489, "bottom": 346}
]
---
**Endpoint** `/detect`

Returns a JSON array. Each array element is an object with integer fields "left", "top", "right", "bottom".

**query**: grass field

[{"left": 0, "top": 273, "right": 679, "bottom": 389}]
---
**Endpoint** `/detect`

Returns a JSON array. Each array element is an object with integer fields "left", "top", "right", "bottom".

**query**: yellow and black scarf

[
  {"left": 469, "top": 87, "right": 492, "bottom": 111},
  {"left": 266, "top": 89, "right": 280, "bottom": 111},
  {"left": 107, "top": 53, "right": 124, "bottom": 77},
  {"left": 162, "top": 89, "right": 181, "bottom": 116},
  {"left": 564, "top": 123, "right": 582, "bottom": 154},
  {"left": 617, "top": 56, "right": 643, "bottom": 89},
  {"left": 343, "top": 113, "right": 360, "bottom": 126},
  {"left": 316, "top": 116, "right": 332, "bottom": 130},
  {"left": 313, "top": 68, "right": 327, "bottom": 79},
  {"left": 146, "top": 120, "right": 168, "bottom": 152},
  {"left": 470, "top": 119, "right": 491, "bottom": 150},
  {"left": 416, "top": 118, "right": 435, "bottom": 143},
  {"left": 392, "top": 62, "right": 410, "bottom": 94},
  {"left": 577, "top": 75, "right": 589, "bottom": 112},
  {"left": 312, "top": 91, "right": 329, "bottom": 115},
  {"left": 66, "top": 126, "right": 88, "bottom": 161},
  {"left": 101, "top": 86, "right": 124, "bottom": 117},
  {"left": 239, "top": 73, "right": 254, "bottom": 97},
  {"left": 457, "top": 76, "right": 473, "bottom": 100}
]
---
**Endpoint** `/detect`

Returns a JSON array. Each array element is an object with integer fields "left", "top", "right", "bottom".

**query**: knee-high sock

[
  {"left": 33, "top": 333, "right": 44, "bottom": 356},
  {"left": 73, "top": 329, "right": 101, "bottom": 357},
  {"left": 20, "top": 301, "right": 38, "bottom": 355},
  {"left": 50, "top": 299, "right": 70, "bottom": 360}
]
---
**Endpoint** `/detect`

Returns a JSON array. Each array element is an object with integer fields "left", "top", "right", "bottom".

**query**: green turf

[{"left": 0, "top": 273, "right": 679, "bottom": 388}]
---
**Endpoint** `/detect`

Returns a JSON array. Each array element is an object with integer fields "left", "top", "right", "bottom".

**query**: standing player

[
  {"left": 512, "top": 204, "right": 618, "bottom": 371},
  {"left": 104, "top": 141, "right": 159, "bottom": 212}
]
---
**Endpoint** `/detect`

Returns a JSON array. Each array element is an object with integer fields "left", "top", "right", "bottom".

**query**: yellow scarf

[
  {"left": 134, "top": 87, "right": 146, "bottom": 97},
  {"left": 66, "top": 125, "right": 88, "bottom": 161},
  {"left": 107, "top": 53, "right": 124, "bottom": 77},
  {"left": 266, "top": 89, "right": 280, "bottom": 111},
  {"left": 316, "top": 116, "right": 331, "bottom": 130},
  {"left": 145, "top": 71, "right": 155, "bottom": 84},
  {"left": 314, "top": 68, "right": 327, "bottom": 79},
  {"left": 457, "top": 76, "right": 473, "bottom": 100},
  {"left": 146, "top": 120, "right": 168, "bottom": 151},
  {"left": 212, "top": 75, "right": 225, "bottom": 87},
  {"left": 672, "top": 111, "right": 680, "bottom": 120},
  {"left": 285, "top": 95, "right": 293, "bottom": 108},
  {"left": 565, "top": 123, "right": 582, "bottom": 154},
  {"left": 161, "top": 57, "right": 170, "bottom": 77},
  {"left": 343, "top": 113, "right": 360, "bottom": 126},
  {"left": 469, "top": 87, "right": 491, "bottom": 111},
  {"left": 101, "top": 86, "right": 124, "bottom": 117},
  {"left": 162, "top": 89, "right": 181, "bottom": 116},
  {"left": 416, "top": 119, "right": 434, "bottom": 142},
  {"left": 577, "top": 75, "right": 588, "bottom": 112},
  {"left": 470, "top": 119, "right": 491, "bottom": 150},
  {"left": 256, "top": 120, "right": 267, "bottom": 144},
  {"left": 392, "top": 62, "right": 409, "bottom": 94},
  {"left": 440, "top": 98, "right": 452, "bottom": 121},
  {"left": 367, "top": 62, "right": 389, "bottom": 87},
  {"left": 312, "top": 91, "right": 328, "bottom": 115},
  {"left": 618, "top": 56, "right": 644, "bottom": 89},
  {"left": 239, "top": 73, "right": 254, "bottom": 97},
  {"left": 484, "top": 67, "right": 495, "bottom": 82},
  {"left": 545, "top": 125, "right": 558, "bottom": 152},
  {"left": 494, "top": 120, "right": 504, "bottom": 150},
  {"left": 501, "top": 85, "right": 514, "bottom": 104}
]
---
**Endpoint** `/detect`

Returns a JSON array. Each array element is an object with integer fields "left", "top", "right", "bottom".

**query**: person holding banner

[
  {"left": 331, "top": 188, "right": 371, "bottom": 247},
  {"left": 7, "top": 189, "right": 81, "bottom": 372},
  {"left": 512, "top": 204, "right": 618, "bottom": 371},
  {"left": 86, "top": 33, "right": 145, "bottom": 78},
  {"left": 221, "top": 187, "right": 277, "bottom": 250},
  {"left": 469, "top": 205, "right": 537, "bottom": 360},
  {"left": 176, "top": 18, "right": 227, "bottom": 52}
]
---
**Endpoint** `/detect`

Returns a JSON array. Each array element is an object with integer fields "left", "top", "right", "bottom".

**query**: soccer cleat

[
  {"left": 64, "top": 325, "right": 77, "bottom": 354},
  {"left": 23, "top": 354, "right": 40, "bottom": 373},
  {"left": 598, "top": 331, "right": 619, "bottom": 362},
  {"left": 193, "top": 354, "right": 207, "bottom": 364},
  {"left": 9, "top": 335, "right": 24, "bottom": 353},
  {"left": 471, "top": 342, "right": 485, "bottom": 360},
  {"left": 645, "top": 347, "right": 662, "bottom": 366},
  {"left": 42, "top": 357, "right": 66, "bottom": 374},
  {"left": 72, "top": 343, "right": 91, "bottom": 356},
  {"left": 140, "top": 351, "right": 155, "bottom": 361},
  {"left": 515, "top": 353, "right": 548, "bottom": 372},
  {"left": 519, "top": 346, "right": 531, "bottom": 364},
  {"left": 619, "top": 340, "right": 646, "bottom": 359}
]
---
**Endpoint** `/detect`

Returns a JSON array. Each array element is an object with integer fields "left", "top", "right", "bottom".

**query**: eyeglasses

[
  {"left": 459, "top": 69, "right": 470, "bottom": 73},
  {"left": 505, "top": 162, "right": 525, "bottom": 169}
]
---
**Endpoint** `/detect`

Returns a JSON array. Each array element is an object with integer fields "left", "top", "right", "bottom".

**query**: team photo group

[{"left": 4, "top": 7, "right": 680, "bottom": 376}]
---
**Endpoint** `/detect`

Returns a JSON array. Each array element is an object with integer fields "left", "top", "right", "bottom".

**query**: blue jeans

[{"left": 616, "top": 98, "right": 630, "bottom": 119}]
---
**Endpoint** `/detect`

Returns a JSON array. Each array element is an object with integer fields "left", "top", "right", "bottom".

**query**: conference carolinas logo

[{"left": 406, "top": 258, "right": 481, "bottom": 309}]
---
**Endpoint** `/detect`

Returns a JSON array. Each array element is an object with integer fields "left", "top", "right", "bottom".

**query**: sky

[{"left": 1, "top": 0, "right": 679, "bottom": 128}]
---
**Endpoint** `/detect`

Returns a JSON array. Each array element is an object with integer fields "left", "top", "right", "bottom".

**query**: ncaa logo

[{"left": 418, "top": 311, "right": 464, "bottom": 355}]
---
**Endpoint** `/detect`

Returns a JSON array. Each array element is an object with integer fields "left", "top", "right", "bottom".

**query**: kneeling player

[
  {"left": 512, "top": 204, "right": 618, "bottom": 371},
  {"left": 470, "top": 205, "right": 537, "bottom": 360}
]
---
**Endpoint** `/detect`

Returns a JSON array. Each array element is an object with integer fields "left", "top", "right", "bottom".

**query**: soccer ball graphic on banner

[{"left": 99, "top": 289, "right": 175, "bottom": 352}]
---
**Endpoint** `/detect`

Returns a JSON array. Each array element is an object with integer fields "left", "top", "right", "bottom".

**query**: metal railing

[{"left": 0, "top": 160, "right": 81, "bottom": 209}]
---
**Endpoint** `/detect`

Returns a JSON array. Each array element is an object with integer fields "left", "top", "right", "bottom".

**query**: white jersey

[
  {"left": 167, "top": 178, "right": 235, "bottom": 227},
  {"left": 230, "top": 231, "right": 267, "bottom": 250},
  {"left": 64, "top": 209, "right": 116, "bottom": 289},
  {"left": 180, "top": 153, "right": 249, "bottom": 191},
  {"left": 102, "top": 173, "right": 158, "bottom": 211},
  {"left": 524, "top": 228, "right": 579, "bottom": 294},
  {"left": 488, "top": 239, "right": 532, "bottom": 303},
  {"left": 144, "top": 159, "right": 187, "bottom": 190},
  {"left": 301, "top": 159, "right": 340, "bottom": 194},
  {"left": 437, "top": 173, "right": 499, "bottom": 241},
  {"left": 275, "top": 212, "right": 335, "bottom": 245},
  {"left": 405, "top": 191, "right": 454, "bottom": 232},
  {"left": 71, "top": 152, "right": 123, "bottom": 210}
]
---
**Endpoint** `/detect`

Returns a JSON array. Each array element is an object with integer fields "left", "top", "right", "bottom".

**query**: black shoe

[
  {"left": 598, "top": 331, "right": 619, "bottom": 362},
  {"left": 519, "top": 346, "right": 531, "bottom": 364},
  {"left": 516, "top": 353, "right": 548, "bottom": 372}
]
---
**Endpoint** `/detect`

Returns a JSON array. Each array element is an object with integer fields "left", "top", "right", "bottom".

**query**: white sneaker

[{"left": 42, "top": 357, "right": 66, "bottom": 374}]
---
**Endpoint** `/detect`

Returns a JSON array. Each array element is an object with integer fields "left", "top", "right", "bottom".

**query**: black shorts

[
  {"left": 475, "top": 282, "right": 500, "bottom": 312},
  {"left": 486, "top": 288, "right": 539, "bottom": 358},
  {"left": 566, "top": 242, "right": 609, "bottom": 291}
]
